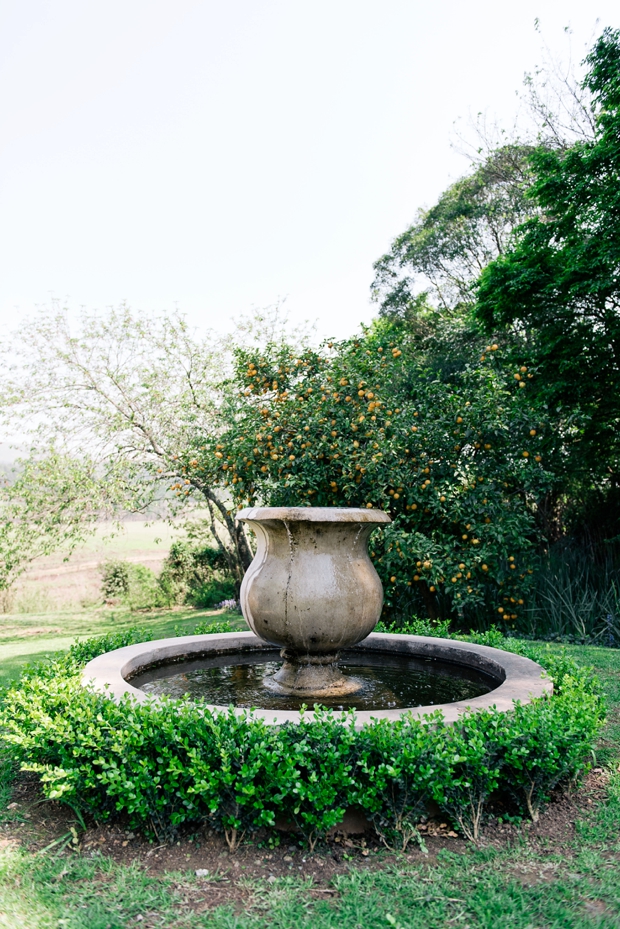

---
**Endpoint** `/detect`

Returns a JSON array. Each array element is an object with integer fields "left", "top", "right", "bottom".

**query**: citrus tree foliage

[
  {"left": 200, "top": 322, "right": 549, "bottom": 624},
  {"left": 0, "top": 306, "right": 254, "bottom": 584},
  {"left": 0, "top": 451, "right": 117, "bottom": 592},
  {"left": 476, "top": 28, "right": 620, "bottom": 491}
]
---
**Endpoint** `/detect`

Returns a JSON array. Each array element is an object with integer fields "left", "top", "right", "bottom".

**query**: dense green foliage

[
  {"left": 518, "top": 545, "right": 620, "bottom": 645},
  {"left": 0, "top": 632, "right": 604, "bottom": 850},
  {"left": 100, "top": 560, "right": 165, "bottom": 610},
  {"left": 204, "top": 324, "right": 549, "bottom": 625},
  {"left": 99, "top": 542, "right": 237, "bottom": 610},
  {"left": 476, "top": 28, "right": 620, "bottom": 528},
  {"left": 158, "top": 541, "right": 236, "bottom": 607}
]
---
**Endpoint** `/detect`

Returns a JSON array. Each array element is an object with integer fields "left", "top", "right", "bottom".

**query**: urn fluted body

[{"left": 236, "top": 506, "right": 391, "bottom": 695}]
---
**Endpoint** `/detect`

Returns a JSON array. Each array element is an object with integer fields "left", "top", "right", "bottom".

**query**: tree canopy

[
  {"left": 371, "top": 145, "right": 538, "bottom": 316},
  {"left": 476, "top": 28, "right": 620, "bottom": 484}
]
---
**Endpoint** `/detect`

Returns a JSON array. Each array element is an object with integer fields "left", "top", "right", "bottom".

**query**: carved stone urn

[{"left": 236, "top": 506, "right": 391, "bottom": 696}]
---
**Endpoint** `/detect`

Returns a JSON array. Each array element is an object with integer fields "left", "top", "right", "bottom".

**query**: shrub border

[{"left": 0, "top": 628, "right": 605, "bottom": 849}]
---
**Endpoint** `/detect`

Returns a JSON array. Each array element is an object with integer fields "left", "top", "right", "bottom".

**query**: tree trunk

[{"left": 197, "top": 483, "right": 253, "bottom": 588}]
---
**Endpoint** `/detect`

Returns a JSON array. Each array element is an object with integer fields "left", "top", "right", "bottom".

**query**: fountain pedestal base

[{"left": 264, "top": 649, "right": 363, "bottom": 697}]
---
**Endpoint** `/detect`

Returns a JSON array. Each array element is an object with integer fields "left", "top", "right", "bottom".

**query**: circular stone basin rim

[
  {"left": 81, "top": 632, "right": 552, "bottom": 727},
  {"left": 236, "top": 506, "right": 392, "bottom": 523}
]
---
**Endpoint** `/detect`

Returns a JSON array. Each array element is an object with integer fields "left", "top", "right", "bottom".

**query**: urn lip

[{"left": 235, "top": 506, "right": 391, "bottom": 524}]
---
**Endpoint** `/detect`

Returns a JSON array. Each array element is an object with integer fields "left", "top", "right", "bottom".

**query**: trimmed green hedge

[{"left": 0, "top": 630, "right": 605, "bottom": 850}]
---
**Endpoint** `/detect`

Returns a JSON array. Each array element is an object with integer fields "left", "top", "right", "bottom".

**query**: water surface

[{"left": 130, "top": 649, "right": 497, "bottom": 711}]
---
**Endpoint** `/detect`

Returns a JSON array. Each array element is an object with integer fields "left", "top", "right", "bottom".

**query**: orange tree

[{"left": 190, "top": 321, "right": 551, "bottom": 627}]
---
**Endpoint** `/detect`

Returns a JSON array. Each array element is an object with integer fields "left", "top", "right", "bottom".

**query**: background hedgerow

[
  {"left": 0, "top": 630, "right": 604, "bottom": 850},
  {"left": 100, "top": 542, "right": 238, "bottom": 611}
]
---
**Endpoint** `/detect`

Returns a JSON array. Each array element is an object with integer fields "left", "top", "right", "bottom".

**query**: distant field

[
  {"left": 7, "top": 519, "right": 186, "bottom": 613},
  {"left": 0, "top": 516, "right": 251, "bottom": 685},
  {"left": 76, "top": 520, "right": 184, "bottom": 554}
]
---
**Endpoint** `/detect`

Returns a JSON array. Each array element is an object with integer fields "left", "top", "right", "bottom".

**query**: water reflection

[{"left": 131, "top": 649, "right": 497, "bottom": 711}]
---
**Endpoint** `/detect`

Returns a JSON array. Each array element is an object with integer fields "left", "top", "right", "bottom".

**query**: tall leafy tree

[
  {"left": 370, "top": 31, "right": 600, "bottom": 387},
  {"left": 372, "top": 145, "right": 540, "bottom": 317},
  {"left": 372, "top": 146, "right": 538, "bottom": 317},
  {"left": 0, "top": 306, "right": 253, "bottom": 585},
  {"left": 476, "top": 28, "right": 620, "bottom": 495}
]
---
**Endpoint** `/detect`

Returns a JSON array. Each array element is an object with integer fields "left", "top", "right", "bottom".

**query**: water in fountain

[{"left": 129, "top": 648, "right": 496, "bottom": 711}]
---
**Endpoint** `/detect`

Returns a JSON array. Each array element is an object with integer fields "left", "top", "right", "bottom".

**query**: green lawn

[
  {"left": 0, "top": 615, "right": 619, "bottom": 928},
  {"left": 0, "top": 605, "right": 249, "bottom": 687}
]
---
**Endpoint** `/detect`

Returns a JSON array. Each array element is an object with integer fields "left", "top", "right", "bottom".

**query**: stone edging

[
  {"left": 81, "top": 631, "right": 552, "bottom": 727},
  {"left": 236, "top": 506, "right": 391, "bottom": 523}
]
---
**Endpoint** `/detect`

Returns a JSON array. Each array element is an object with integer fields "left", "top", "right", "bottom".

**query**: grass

[
  {"left": 1, "top": 817, "right": 619, "bottom": 929},
  {"left": 0, "top": 606, "right": 248, "bottom": 687},
  {"left": 0, "top": 614, "right": 619, "bottom": 927},
  {"left": 0, "top": 769, "right": 619, "bottom": 928}
]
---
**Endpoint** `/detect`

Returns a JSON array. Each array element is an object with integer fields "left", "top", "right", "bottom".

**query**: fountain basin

[{"left": 82, "top": 631, "right": 552, "bottom": 726}]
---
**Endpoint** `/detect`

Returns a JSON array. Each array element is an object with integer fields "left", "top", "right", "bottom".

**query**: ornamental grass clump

[{"left": 0, "top": 631, "right": 605, "bottom": 850}]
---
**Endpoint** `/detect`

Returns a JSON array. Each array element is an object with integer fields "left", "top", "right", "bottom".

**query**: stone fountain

[{"left": 83, "top": 506, "right": 551, "bottom": 725}]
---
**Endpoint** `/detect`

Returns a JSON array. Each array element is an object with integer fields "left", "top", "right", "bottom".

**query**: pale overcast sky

[{"left": 0, "top": 1, "right": 616, "bottom": 340}]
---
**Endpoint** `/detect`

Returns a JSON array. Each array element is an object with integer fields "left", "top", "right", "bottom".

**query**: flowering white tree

[{"left": 0, "top": 302, "right": 314, "bottom": 592}]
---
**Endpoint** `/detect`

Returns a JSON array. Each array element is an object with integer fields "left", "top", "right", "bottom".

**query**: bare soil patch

[{"left": 481, "top": 766, "right": 612, "bottom": 852}]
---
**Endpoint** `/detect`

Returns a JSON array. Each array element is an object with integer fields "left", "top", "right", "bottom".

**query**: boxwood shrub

[{"left": 0, "top": 629, "right": 605, "bottom": 849}]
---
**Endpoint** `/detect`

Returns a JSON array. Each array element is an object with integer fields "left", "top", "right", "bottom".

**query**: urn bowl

[{"left": 236, "top": 506, "right": 391, "bottom": 695}]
